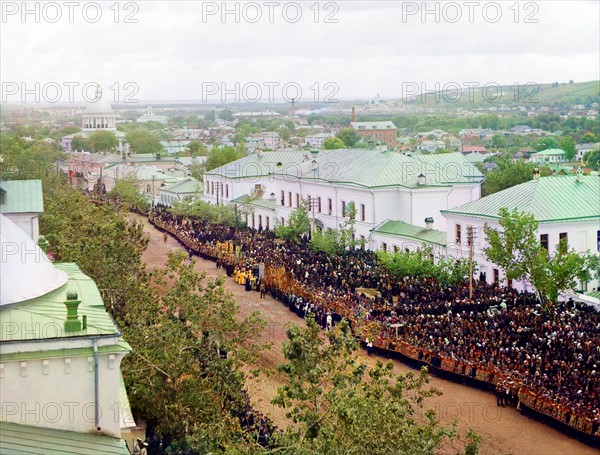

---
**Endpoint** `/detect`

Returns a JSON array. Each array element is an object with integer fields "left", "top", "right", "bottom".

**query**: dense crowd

[{"left": 150, "top": 209, "right": 600, "bottom": 438}]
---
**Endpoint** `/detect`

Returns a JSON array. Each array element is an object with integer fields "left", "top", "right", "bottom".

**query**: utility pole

[{"left": 467, "top": 226, "right": 477, "bottom": 300}]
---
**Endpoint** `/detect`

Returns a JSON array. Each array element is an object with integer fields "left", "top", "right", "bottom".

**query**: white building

[
  {"left": 0, "top": 214, "right": 134, "bottom": 453},
  {"left": 137, "top": 106, "right": 169, "bottom": 125},
  {"left": 204, "top": 149, "right": 483, "bottom": 242},
  {"left": 61, "top": 99, "right": 128, "bottom": 154},
  {"left": 441, "top": 174, "right": 600, "bottom": 292},
  {"left": 158, "top": 178, "right": 202, "bottom": 207},
  {"left": 304, "top": 132, "right": 334, "bottom": 148},
  {"left": 0, "top": 180, "right": 43, "bottom": 242}
]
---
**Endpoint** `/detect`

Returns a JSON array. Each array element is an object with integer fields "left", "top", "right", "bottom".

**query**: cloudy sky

[{"left": 1, "top": 1, "right": 599, "bottom": 104}]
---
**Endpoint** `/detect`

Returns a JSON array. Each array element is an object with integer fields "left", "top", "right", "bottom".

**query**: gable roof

[
  {"left": 294, "top": 149, "right": 483, "bottom": 189},
  {"left": 0, "top": 421, "right": 130, "bottom": 455},
  {"left": 0, "top": 180, "right": 43, "bottom": 214},
  {"left": 372, "top": 220, "right": 447, "bottom": 246},
  {"left": 531, "top": 148, "right": 565, "bottom": 157},
  {"left": 350, "top": 121, "right": 396, "bottom": 131},
  {"left": 160, "top": 178, "right": 202, "bottom": 195},
  {"left": 442, "top": 175, "right": 600, "bottom": 223}
]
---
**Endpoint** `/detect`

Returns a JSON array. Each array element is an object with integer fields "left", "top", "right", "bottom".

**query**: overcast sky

[{"left": 1, "top": 1, "right": 599, "bottom": 104}]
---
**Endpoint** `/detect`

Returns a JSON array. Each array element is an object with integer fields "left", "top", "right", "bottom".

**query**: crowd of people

[{"left": 149, "top": 208, "right": 600, "bottom": 439}]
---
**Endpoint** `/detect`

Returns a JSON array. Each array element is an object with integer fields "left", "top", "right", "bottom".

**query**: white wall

[
  {"left": 0, "top": 351, "right": 126, "bottom": 437},
  {"left": 4, "top": 213, "right": 39, "bottom": 242}
]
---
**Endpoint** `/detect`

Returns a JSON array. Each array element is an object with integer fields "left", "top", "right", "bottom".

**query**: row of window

[
  {"left": 207, "top": 181, "right": 229, "bottom": 199},
  {"left": 280, "top": 191, "right": 367, "bottom": 221},
  {"left": 245, "top": 213, "right": 270, "bottom": 230}
]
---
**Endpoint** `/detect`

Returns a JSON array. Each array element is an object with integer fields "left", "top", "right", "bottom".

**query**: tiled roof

[
  {"left": 0, "top": 263, "right": 125, "bottom": 343},
  {"left": 0, "top": 180, "right": 43, "bottom": 214},
  {"left": 372, "top": 220, "right": 447, "bottom": 246},
  {"left": 0, "top": 421, "right": 130, "bottom": 455},
  {"left": 297, "top": 149, "right": 483, "bottom": 188},
  {"left": 442, "top": 175, "right": 600, "bottom": 223}
]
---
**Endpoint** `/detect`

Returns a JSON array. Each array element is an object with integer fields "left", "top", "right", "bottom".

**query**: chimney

[
  {"left": 425, "top": 217, "right": 434, "bottom": 230},
  {"left": 64, "top": 291, "right": 82, "bottom": 333},
  {"left": 351, "top": 106, "right": 356, "bottom": 123}
]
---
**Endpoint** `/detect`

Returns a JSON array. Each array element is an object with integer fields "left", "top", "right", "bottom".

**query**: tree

[
  {"left": 88, "top": 130, "right": 118, "bottom": 153},
  {"left": 272, "top": 317, "right": 460, "bottom": 455},
  {"left": 531, "top": 137, "right": 560, "bottom": 152},
  {"left": 71, "top": 135, "right": 88, "bottom": 152},
  {"left": 484, "top": 208, "right": 594, "bottom": 304},
  {"left": 583, "top": 149, "right": 600, "bottom": 170},
  {"left": 188, "top": 140, "right": 208, "bottom": 156},
  {"left": 481, "top": 159, "right": 537, "bottom": 196},
  {"left": 580, "top": 132, "right": 598, "bottom": 143},
  {"left": 336, "top": 128, "right": 361, "bottom": 147},
  {"left": 126, "top": 129, "right": 163, "bottom": 154},
  {"left": 219, "top": 109, "right": 233, "bottom": 121},
  {"left": 205, "top": 146, "right": 246, "bottom": 171},
  {"left": 274, "top": 199, "right": 310, "bottom": 243},
  {"left": 107, "top": 176, "right": 149, "bottom": 211},
  {"left": 490, "top": 134, "right": 508, "bottom": 149},
  {"left": 559, "top": 136, "right": 577, "bottom": 161},
  {"left": 323, "top": 137, "right": 346, "bottom": 150}
]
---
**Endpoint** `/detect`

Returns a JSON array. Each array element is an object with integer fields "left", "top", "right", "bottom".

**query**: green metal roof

[
  {"left": 298, "top": 149, "right": 483, "bottom": 188},
  {"left": 206, "top": 149, "right": 330, "bottom": 179},
  {"left": 0, "top": 263, "right": 124, "bottom": 343},
  {"left": 442, "top": 175, "right": 600, "bottom": 223},
  {"left": 160, "top": 178, "right": 202, "bottom": 195},
  {"left": 0, "top": 180, "right": 43, "bottom": 214},
  {"left": 232, "top": 194, "right": 276, "bottom": 211},
  {"left": 531, "top": 148, "right": 565, "bottom": 156},
  {"left": 372, "top": 220, "right": 447, "bottom": 246},
  {"left": 587, "top": 291, "right": 600, "bottom": 299},
  {"left": 0, "top": 421, "right": 130, "bottom": 455}
]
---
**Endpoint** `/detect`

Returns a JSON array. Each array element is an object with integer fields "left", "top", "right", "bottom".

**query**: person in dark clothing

[{"left": 245, "top": 276, "right": 252, "bottom": 291}]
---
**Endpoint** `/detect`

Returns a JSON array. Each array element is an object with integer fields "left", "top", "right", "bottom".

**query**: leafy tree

[
  {"left": 481, "top": 159, "right": 537, "bottom": 196},
  {"left": 272, "top": 317, "right": 460, "bottom": 455},
  {"left": 219, "top": 109, "right": 234, "bottom": 121},
  {"left": 187, "top": 140, "right": 208, "bottom": 156},
  {"left": 107, "top": 176, "right": 149, "bottom": 211},
  {"left": 531, "top": 137, "right": 560, "bottom": 152},
  {"left": 205, "top": 146, "right": 246, "bottom": 171},
  {"left": 171, "top": 198, "right": 240, "bottom": 227},
  {"left": 274, "top": 199, "right": 310, "bottom": 243},
  {"left": 583, "top": 149, "right": 600, "bottom": 170},
  {"left": 323, "top": 137, "right": 346, "bottom": 150},
  {"left": 87, "top": 130, "right": 118, "bottom": 153},
  {"left": 336, "top": 128, "right": 361, "bottom": 147},
  {"left": 71, "top": 135, "right": 88, "bottom": 152},
  {"left": 484, "top": 208, "right": 594, "bottom": 304},
  {"left": 1, "top": 133, "right": 63, "bottom": 180},
  {"left": 490, "top": 134, "right": 508, "bottom": 149},
  {"left": 559, "top": 136, "right": 577, "bottom": 161},
  {"left": 580, "top": 132, "right": 598, "bottom": 143},
  {"left": 126, "top": 129, "right": 163, "bottom": 154}
]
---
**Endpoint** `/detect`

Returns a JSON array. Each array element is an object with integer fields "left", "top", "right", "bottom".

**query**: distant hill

[{"left": 408, "top": 80, "right": 599, "bottom": 108}]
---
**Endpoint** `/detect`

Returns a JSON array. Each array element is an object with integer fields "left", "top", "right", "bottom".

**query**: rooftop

[
  {"left": 372, "top": 220, "right": 447, "bottom": 246},
  {"left": 232, "top": 194, "right": 276, "bottom": 211},
  {"left": 350, "top": 121, "right": 396, "bottom": 131},
  {"left": 442, "top": 175, "right": 600, "bottom": 223},
  {"left": 160, "top": 178, "right": 202, "bottom": 195},
  {"left": 531, "top": 148, "right": 565, "bottom": 156},
  {"left": 0, "top": 421, "right": 130, "bottom": 455},
  {"left": 0, "top": 180, "right": 43, "bottom": 214}
]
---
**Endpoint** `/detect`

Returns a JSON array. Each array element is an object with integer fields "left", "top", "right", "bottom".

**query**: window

[
  {"left": 540, "top": 234, "right": 549, "bottom": 251},
  {"left": 280, "top": 190, "right": 285, "bottom": 205},
  {"left": 252, "top": 214, "right": 255, "bottom": 228},
  {"left": 559, "top": 232, "right": 568, "bottom": 252},
  {"left": 493, "top": 269, "right": 499, "bottom": 283},
  {"left": 146, "top": 184, "right": 151, "bottom": 193},
  {"left": 258, "top": 215, "right": 262, "bottom": 228},
  {"left": 318, "top": 197, "right": 322, "bottom": 213},
  {"left": 296, "top": 193, "right": 300, "bottom": 207},
  {"left": 393, "top": 245, "right": 399, "bottom": 253},
  {"left": 507, "top": 278, "right": 513, "bottom": 288},
  {"left": 361, "top": 204, "right": 366, "bottom": 222},
  {"left": 597, "top": 230, "right": 600, "bottom": 252},
  {"left": 328, "top": 198, "right": 333, "bottom": 215},
  {"left": 455, "top": 224, "right": 462, "bottom": 244},
  {"left": 341, "top": 200, "right": 346, "bottom": 216},
  {"left": 211, "top": 182, "right": 214, "bottom": 195},
  {"left": 281, "top": 217, "right": 285, "bottom": 226},
  {"left": 288, "top": 192, "right": 292, "bottom": 207},
  {"left": 225, "top": 184, "right": 229, "bottom": 198},
  {"left": 382, "top": 242, "right": 387, "bottom": 253},
  {"left": 245, "top": 214, "right": 248, "bottom": 224},
  {"left": 266, "top": 217, "right": 270, "bottom": 230},
  {"left": 360, "top": 235, "right": 365, "bottom": 249}
]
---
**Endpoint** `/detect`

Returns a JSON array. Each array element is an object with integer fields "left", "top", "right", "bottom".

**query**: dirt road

[{"left": 134, "top": 214, "right": 597, "bottom": 455}]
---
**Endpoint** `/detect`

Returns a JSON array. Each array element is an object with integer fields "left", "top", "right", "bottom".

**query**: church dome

[
  {"left": 86, "top": 98, "right": 114, "bottom": 114},
  {"left": 0, "top": 214, "right": 68, "bottom": 306}
]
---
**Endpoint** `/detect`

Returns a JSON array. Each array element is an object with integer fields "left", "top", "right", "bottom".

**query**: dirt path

[{"left": 133, "top": 214, "right": 598, "bottom": 455}]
